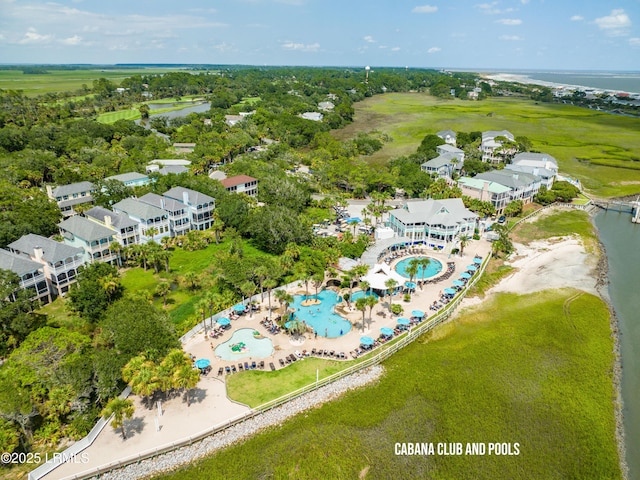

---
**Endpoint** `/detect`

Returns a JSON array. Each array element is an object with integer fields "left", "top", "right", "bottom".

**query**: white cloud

[
  {"left": 520, "top": 0, "right": 529, "bottom": 4},
  {"left": 281, "top": 41, "right": 320, "bottom": 52},
  {"left": 595, "top": 9, "right": 631, "bottom": 36},
  {"left": 412, "top": 5, "right": 438, "bottom": 14},
  {"left": 18, "top": 28, "right": 52, "bottom": 44},
  {"left": 60, "top": 34, "right": 82, "bottom": 45},
  {"left": 363, "top": 35, "right": 375, "bottom": 43},
  {"left": 496, "top": 18, "right": 522, "bottom": 26},
  {"left": 570, "top": 15, "right": 584, "bottom": 22},
  {"left": 427, "top": 46, "right": 441, "bottom": 53},
  {"left": 500, "top": 35, "right": 522, "bottom": 41},
  {"left": 476, "top": 2, "right": 514, "bottom": 15},
  {"left": 391, "top": 46, "right": 401, "bottom": 51},
  {"left": 629, "top": 37, "right": 640, "bottom": 47}
]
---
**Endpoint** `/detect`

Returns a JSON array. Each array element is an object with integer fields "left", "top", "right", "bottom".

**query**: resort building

[
  {"left": 46, "top": 181, "right": 96, "bottom": 217},
  {"left": 475, "top": 170, "right": 543, "bottom": 206},
  {"left": 387, "top": 198, "right": 478, "bottom": 248},
  {"left": 0, "top": 249, "right": 51, "bottom": 304},
  {"left": 163, "top": 187, "right": 216, "bottom": 231},
  {"left": 104, "top": 172, "right": 151, "bottom": 188},
  {"left": 437, "top": 129, "right": 457, "bottom": 145},
  {"left": 112, "top": 198, "right": 170, "bottom": 243},
  {"left": 146, "top": 159, "right": 191, "bottom": 176},
  {"left": 8, "top": 234, "right": 85, "bottom": 297},
  {"left": 504, "top": 152, "right": 558, "bottom": 189},
  {"left": 421, "top": 144, "right": 465, "bottom": 179},
  {"left": 220, "top": 175, "right": 258, "bottom": 198},
  {"left": 481, "top": 130, "right": 516, "bottom": 164},
  {"left": 299, "top": 112, "right": 323, "bottom": 122},
  {"left": 58, "top": 216, "right": 119, "bottom": 265},
  {"left": 85, "top": 206, "right": 141, "bottom": 247},
  {"left": 139, "top": 192, "right": 191, "bottom": 237},
  {"left": 457, "top": 177, "right": 512, "bottom": 214}
]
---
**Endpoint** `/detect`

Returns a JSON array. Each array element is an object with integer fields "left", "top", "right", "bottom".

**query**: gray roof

[
  {"left": 482, "top": 130, "right": 514, "bottom": 141},
  {"left": 52, "top": 181, "right": 95, "bottom": 198},
  {"left": 389, "top": 198, "right": 478, "bottom": 228},
  {"left": 159, "top": 165, "right": 189, "bottom": 175},
  {"left": 59, "top": 216, "right": 116, "bottom": 242},
  {"left": 139, "top": 193, "right": 187, "bottom": 213},
  {"left": 112, "top": 198, "right": 168, "bottom": 221},
  {"left": 150, "top": 159, "right": 192, "bottom": 166},
  {"left": 437, "top": 129, "right": 456, "bottom": 139},
  {"left": 85, "top": 206, "right": 138, "bottom": 230},
  {"left": 164, "top": 187, "right": 215, "bottom": 207},
  {"left": 422, "top": 154, "right": 455, "bottom": 169},
  {"left": 58, "top": 196, "right": 95, "bottom": 209},
  {"left": 105, "top": 172, "right": 149, "bottom": 183},
  {"left": 504, "top": 164, "right": 555, "bottom": 179},
  {"left": 437, "top": 144, "right": 464, "bottom": 155},
  {"left": 8, "top": 234, "right": 83, "bottom": 264},
  {"left": 512, "top": 152, "right": 558, "bottom": 168},
  {"left": 475, "top": 170, "right": 540, "bottom": 189},
  {"left": 0, "top": 249, "right": 43, "bottom": 276}
]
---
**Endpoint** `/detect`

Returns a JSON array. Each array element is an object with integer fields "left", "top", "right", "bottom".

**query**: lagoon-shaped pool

[
  {"left": 214, "top": 328, "right": 274, "bottom": 361},
  {"left": 290, "top": 290, "right": 352, "bottom": 338}
]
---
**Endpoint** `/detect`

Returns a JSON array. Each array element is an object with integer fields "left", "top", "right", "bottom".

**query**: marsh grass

[
  {"left": 155, "top": 289, "right": 620, "bottom": 480},
  {"left": 513, "top": 209, "right": 597, "bottom": 251}
]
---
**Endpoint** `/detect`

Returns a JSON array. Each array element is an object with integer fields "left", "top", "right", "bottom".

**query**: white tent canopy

[{"left": 360, "top": 263, "right": 406, "bottom": 291}]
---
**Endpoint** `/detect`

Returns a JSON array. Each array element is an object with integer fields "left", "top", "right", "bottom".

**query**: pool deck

[{"left": 42, "top": 240, "right": 492, "bottom": 480}]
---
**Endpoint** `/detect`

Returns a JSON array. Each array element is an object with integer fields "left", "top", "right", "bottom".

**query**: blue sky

[{"left": 1, "top": 0, "right": 639, "bottom": 70}]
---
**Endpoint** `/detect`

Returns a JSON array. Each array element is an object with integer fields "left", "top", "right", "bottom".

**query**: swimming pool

[
  {"left": 395, "top": 256, "right": 443, "bottom": 280},
  {"left": 214, "top": 328, "right": 274, "bottom": 361},
  {"left": 351, "top": 290, "right": 380, "bottom": 301},
  {"left": 290, "top": 290, "right": 352, "bottom": 338}
]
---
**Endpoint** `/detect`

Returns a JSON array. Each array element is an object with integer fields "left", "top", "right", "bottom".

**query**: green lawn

[
  {"left": 332, "top": 93, "right": 640, "bottom": 198},
  {"left": 155, "top": 289, "right": 620, "bottom": 480},
  {"left": 513, "top": 209, "right": 597, "bottom": 250}
]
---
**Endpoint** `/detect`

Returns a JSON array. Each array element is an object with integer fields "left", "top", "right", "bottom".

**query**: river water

[{"left": 594, "top": 210, "right": 640, "bottom": 478}]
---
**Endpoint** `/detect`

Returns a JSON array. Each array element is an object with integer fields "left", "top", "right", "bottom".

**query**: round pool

[
  {"left": 290, "top": 290, "right": 352, "bottom": 338},
  {"left": 214, "top": 328, "right": 274, "bottom": 361},
  {"left": 395, "top": 256, "right": 443, "bottom": 280},
  {"left": 351, "top": 290, "right": 380, "bottom": 302}
]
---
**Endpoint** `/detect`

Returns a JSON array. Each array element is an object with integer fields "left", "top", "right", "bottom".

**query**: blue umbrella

[
  {"left": 453, "top": 280, "right": 465, "bottom": 287},
  {"left": 444, "top": 288, "right": 457, "bottom": 295},
  {"left": 194, "top": 358, "right": 211, "bottom": 369},
  {"left": 380, "top": 327, "right": 394, "bottom": 336},
  {"left": 412, "top": 309, "right": 425, "bottom": 318},
  {"left": 397, "top": 317, "right": 411, "bottom": 326},
  {"left": 466, "top": 265, "right": 478, "bottom": 271},
  {"left": 217, "top": 317, "right": 230, "bottom": 326},
  {"left": 360, "top": 336, "right": 375, "bottom": 346},
  {"left": 404, "top": 281, "right": 417, "bottom": 289},
  {"left": 474, "top": 257, "right": 482, "bottom": 264},
  {"left": 233, "top": 304, "right": 246, "bottom": 312},
  {"left": 460, "top": 272, "right": 471, "bottom": 279}
]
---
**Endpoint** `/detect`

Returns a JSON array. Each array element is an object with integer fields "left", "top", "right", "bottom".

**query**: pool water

[
  {"left": 395, "top": 256, "right": 443, "bottom": 279},
  {"left": 351, "top": 290, "right": 380, "bottom": 301},
  {"left": 214, "top": 328, "right": 274, "bottom": 361},
  {"left": 290, "top": 290, "right": 352, "bottom": 338}
]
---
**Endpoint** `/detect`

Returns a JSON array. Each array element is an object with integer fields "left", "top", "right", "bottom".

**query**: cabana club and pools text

[{"left": 395, "top": 442, "right": 520, "bottom": 456}]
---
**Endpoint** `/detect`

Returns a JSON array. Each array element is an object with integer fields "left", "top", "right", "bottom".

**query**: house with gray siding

[
  {"left": 163, "top": 187, "right": 216, "bottom": 231},
  {"left": 112, "top": 198, "right": 170, "bottom": 243},
  {"left": 0, "top": 249, "right": 51, "bottom": 304},
  {"left": 58, "top": 216, "right": 119, "bottom": 264}
]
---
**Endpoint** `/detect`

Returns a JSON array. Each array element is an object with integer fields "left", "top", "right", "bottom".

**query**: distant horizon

[{"left": 1, "top": 1, "right": 638, "bottom": 70}]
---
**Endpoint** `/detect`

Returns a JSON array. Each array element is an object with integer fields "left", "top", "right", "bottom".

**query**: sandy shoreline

[{"left": 457, "top": 207, "right": 627, "bottom": 479}]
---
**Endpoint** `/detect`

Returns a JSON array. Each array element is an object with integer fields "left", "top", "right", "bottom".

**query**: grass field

[
  {"left": 512, "top": 209, "right": 598, "bottom": 251},
  {"left": 332, "top": 93, "right": 640, "bottom": 198},
  {"left": 155, "top": 289, "right": 620, "bottom": 480},
  {"left": 0, "top": 67, "right": 181, "bottom": 96}
]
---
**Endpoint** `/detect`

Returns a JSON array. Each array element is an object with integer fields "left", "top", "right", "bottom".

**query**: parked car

[{"left": 498, "top": 215, "right": 506, "bottom": 224}]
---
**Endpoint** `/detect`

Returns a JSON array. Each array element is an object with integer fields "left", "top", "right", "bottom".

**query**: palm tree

[
  {"left": 196, "top": 298, "right": 208, "bottom": 326},
  {"left": 99, "top": 273, "right": 121, "bottom": 300},
  {"left": 355, "top": 297, "right": 367, "bottom": 332},
  {"left": 263, "top": 278, "right": 278, "bottom": 319},
  {"left": 312, "top": 273, "right": 324, "bottom": 300},
  {"left": 417, "top": 257, "right": 431, "bottom": 290},
  {"left": 385, "top": 278, "right": 398, "bottom": 312},
  {"left": 211, "top": 214, "right": 224, "bottom": 244},
  {"left": 406, "top": 258, "right": 420, "bottom": 286},
  {"left": 366, "top": 294, "right": 378, "bottom": 329},
  {"left": 173, "top": 364, "right": 200, "bottom": 407},
  {"left": 155, "top": 281, "right": 171, "bottom": 307},
  {"left": 146, "top": 226, "right": 159, "bottom": 242},
  {"left": 240, "top": 280, "right": 257, "bottom": 305},
  {"left": 458, "top": 234, "right": 470, "bottom": 257},
  {"left": 359, "top": 280, "right": 370, "bottom": 297},
  {"left": 110, "top": 241, "right": 123, "bottom": 267},
  {"left": 255, "top": 265, "right": 270, "bottom": 301},
  {"left": 183, "top": 271, "right": 199, "bottom": 290},
  {"left": 101, "top": 397, "right": 135, "bottom": 440}
]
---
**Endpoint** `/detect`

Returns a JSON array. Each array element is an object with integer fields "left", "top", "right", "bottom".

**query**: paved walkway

[{"left": 42, "top": 240, "right": 492, "bottom": 480}]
